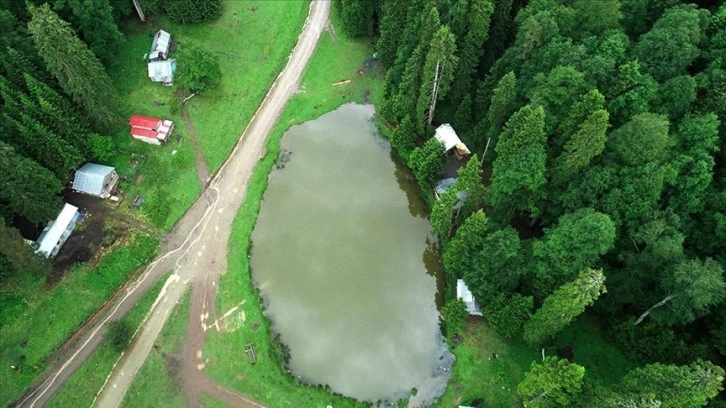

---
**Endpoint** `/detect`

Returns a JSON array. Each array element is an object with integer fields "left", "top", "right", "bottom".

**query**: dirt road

[{"left": 13, "top": 1, "right": 330, "bottom": 407}]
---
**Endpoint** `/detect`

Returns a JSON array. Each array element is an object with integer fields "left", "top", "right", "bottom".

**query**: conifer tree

[
  {"left": 448, "top": 0, "right": 493, "bottom": 105},
  {"left": 417, "top": 25, "right": 458, "bottom": 125},
  {"left": 0, "top": 141, "right": 63, "bottom": 224},
  {"left": 28, "top": 4, "right": 121, "bottom": 132}
]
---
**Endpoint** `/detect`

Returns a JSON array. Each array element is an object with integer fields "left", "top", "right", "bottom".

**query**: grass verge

[
  {"left": 122, "top": 290, "right": 190, "bottom": 407},
  {"left": 0, "top": 232, "right": 158, "bottom": 406},
  {"left": 202, "top": 7, "right": 383, "bottom": 408},
  {"left": 47, "top": 273, "right": 169, "bottom": 407}
]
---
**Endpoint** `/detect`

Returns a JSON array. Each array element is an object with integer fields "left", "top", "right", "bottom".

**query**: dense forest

[
  {"left": 338, "top": 0, "right": 726, "bottom": 405},
  {"left": 0, "top": 0, "right": 221, "bottom": 277}
]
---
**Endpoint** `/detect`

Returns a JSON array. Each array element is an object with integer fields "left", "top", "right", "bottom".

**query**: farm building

[
  {"left": 434, "top": 124, "right": 471, "bottom": 158},
  {"left": 148, "top": 29, "right": 176, "bottom": 84},
  {"left": 434, "top": 178, "right": 468, "bottom": 209},
  {"left": 129, "top": 115, "right": 175, "bottom": 145},
  {"left": 36, "top": 203, "right": 81, "bottom": 258},
  {"left": 456, "top": 279, "right": 482, "bottom": 316},
  {"left": 72, "top": 163, "right": 119, "bottom": 198},
  {"left": 149, "top": 29, "right": 171, "bottom": 61}
]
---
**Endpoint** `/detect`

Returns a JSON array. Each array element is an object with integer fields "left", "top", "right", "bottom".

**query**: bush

[
  {"left": 442, "top": 299, "right": 469, "bottom": 335},
  {"left": 165, "top": 0, "right": 222, "bottom": 24},
  {"left": 176, "top": 45, "right": 221, "bottom": 94},
  {"left": 107, "top": 320, "right": 132, "bottom": 351}
]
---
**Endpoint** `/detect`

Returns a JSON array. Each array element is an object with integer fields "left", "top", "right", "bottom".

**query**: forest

[{"left": 337, "top": 0, "right": 726, "bottom": 406}]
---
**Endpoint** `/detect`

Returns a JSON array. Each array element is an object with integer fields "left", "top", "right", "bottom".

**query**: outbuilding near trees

[
  {"left": 129, "top": 115, "right": 175, "bottom": 145},
  {"left": 36, "top": 203, "right": 81, "bottom": 258},
  {"left": 434, "top": 124, "right": 470, "bottom": 158},
  {"left": 71, "top": 163, "right": 119, "bottom": 198},
  {"left": 148, "top": 30, "right": 176, "bottom": 85}
]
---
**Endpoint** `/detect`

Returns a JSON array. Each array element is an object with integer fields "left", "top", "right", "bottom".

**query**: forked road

[{"left": 15, "top": 1, "right": 330, "bottom": 407}]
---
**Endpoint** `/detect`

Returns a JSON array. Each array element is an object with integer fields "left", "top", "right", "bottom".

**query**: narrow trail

[
  {"left": 12, "top": 1, "right": 330, "bottom": 407},
  {"left": 181, "top": 107, "right": 211, "bottom": 186}
]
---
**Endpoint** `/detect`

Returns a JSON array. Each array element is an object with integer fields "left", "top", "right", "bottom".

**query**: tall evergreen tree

[
  {"left": 448, "top": 0, "right": 493, "bottom": 105},
  {"left": 66, "top": 0, "right": 124, "bottom": 65},
  {"left": 28, "top": 4, "right": 121, "bottom": 132},
  {"left": 523, "top": 269, "right": 607, "bottom": 345},
  {"left": 489, "top": 105, "right": 547, "bottom": 221},
  {"left": 338, "top": 0, "right": 378, "bottom": 38},
  {"left": 375, "top": 0, "right": 407, "bottom": 67},
  {"left": 517, "top": 356, "right": 586, "bottom": 407},
  {"left": 0, "top": 141, "right": 63, "bottom": 224},
  {"left": 417, "top": 25, "right": 458, "bottom": 125}
]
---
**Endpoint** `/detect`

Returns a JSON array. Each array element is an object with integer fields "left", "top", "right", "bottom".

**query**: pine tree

[
  {"left": 66, "top": 0, "right": 125, "bottom": 65},
  {"left": 448, "top": 0, "right": 493, "bottom": 105},
  {"left": 417, "top": 25, "right": 458, "bottom": 125},
  {"left": 523, "top": 269, "right": 607, "bottom": 345},
  {"left": 476, "top": 71, "right": 517, "bottom": 150},
  {"left": 28, "top": 4, "right": 121, "bottom": 132},
  {"left": 376, "top": 0, "right": 407, "bottom": 67},
  {"left": 517, "top": 357, "right": 586, "bottom": 407},
  {"left": 338, "top": 0, "right": 378, "bottom": 38},
  {"left": 0, "top": 141, "right": 63, "bottom": 224},
  {"left": 489, "top": 105, "right": 547, "bottom": 221},
  {"left": 551, "top": 109, "right": 610, "bottom": 186}
]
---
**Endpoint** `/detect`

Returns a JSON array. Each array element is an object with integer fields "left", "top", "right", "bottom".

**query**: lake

[{"left": 250, "top": 103, "right": 452, "bottom": 405}]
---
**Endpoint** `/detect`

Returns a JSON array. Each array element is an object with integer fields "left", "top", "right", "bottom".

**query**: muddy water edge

[{"left": 249, "top": 103, "right": 452, "bottom": 405}]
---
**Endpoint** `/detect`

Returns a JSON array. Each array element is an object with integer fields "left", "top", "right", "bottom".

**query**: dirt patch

[
  {"left": 136, "top": 173, "right": 145, "bottom": 185},
  {"left": 181, "top": 107, "right": 211, "bottom": 186},
  {"left": 163, "top": 353, "right": 184, "bottom": 388}
]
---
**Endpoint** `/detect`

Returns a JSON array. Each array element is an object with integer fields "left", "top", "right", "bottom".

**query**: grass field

[
  {"left": 122, "top": 291, "right": 190, "bottom": 408},
  {"left": 106, "top": 0, "right": 309, "bottom": 230},
  {"left": 0, "top": 232, "right": 158, "bottom": 406},
  {"left": 47, "top": 274, "right": 169, "bottom": 407},
  {"left": 201, "top": 7, "right": 383, "bottom": 408}
]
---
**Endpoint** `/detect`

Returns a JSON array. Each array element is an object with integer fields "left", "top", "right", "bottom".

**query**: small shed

[
  {"left": 434, "top": 124, "right": 471, "bottom": 158},
  {"left": 129, "top": 115, "right": 175, "bottom": 145},
  {"left": 148, "top": 59, "right": 176, "bottom": 85},
  {"left": 72, "top": 163, "right": 119, "bottom": 198},
  {"left": 456, "top": 279, "right": 482, "bottom": 316},
  {"left": 36, "top": 203, "right": 81, "bottom": 258},
  {"left": 149, "top": 29, "right": 171, "bottom": 61}
]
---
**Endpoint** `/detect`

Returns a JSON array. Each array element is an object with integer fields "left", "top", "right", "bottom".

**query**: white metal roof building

[
  {"left": 456, "top": 279, "right": 483, "bottom": 316},
  {"left": 148, "top": 59, "right": 176, "bottom": 84},
  {"left": 36, "top": 203, "right": 81, "bottom": 258},
  {"left": 72, "top": 163, "right": 118, "bottom": 198},
  {"left": 434, "top": 124, "right": 471, "bottom": 157},
  {"left": 149, "top": 29, "right": 171, "bottom": 61}
]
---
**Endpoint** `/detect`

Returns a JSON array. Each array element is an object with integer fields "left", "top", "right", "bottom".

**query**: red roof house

[{"left": 129, "top": 115, "right": 175, "bottom": 145}]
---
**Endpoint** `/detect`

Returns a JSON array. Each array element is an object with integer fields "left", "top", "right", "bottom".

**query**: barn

[
  {"left": 72, "top": 163, "right": 119, "bottom": 198},
  {"left": 129, "top": 115, "right": 175, "bottom": 145},
  {"left": 36, "top": 203, "right": 81, "bottom": 258}
]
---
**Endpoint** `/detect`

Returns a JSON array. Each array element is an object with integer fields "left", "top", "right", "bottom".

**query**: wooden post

[
  {"left": 132, "top": 0, "right": 145, "bottom": 22},
  {"left": 480, "top": 137, "right": 491, "bottom": 166},
  {"left": 427, "top": 60, "right": 441, "bottom": 125}
]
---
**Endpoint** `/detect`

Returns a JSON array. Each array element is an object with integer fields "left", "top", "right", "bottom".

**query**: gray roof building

[{"left": 72, "top": 163, "right": 119, "bottom": 198}]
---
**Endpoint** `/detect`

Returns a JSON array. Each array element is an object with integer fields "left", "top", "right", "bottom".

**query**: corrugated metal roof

[
  {"left": 435, "top": 124, "right": 471, "bottom": 156},
  {"left": 73, "top": 163, "right": 115, "bottom": 196},
  {"left": 36, "top": 203, "right": 78, "bottom": 257},
  {"left": 129, "top": 115, "right": 161, "bottom": 129},
  {"left": 150, "top": 29, "right": 171, "bottom": 60},
  {"left": 456, "top": 279, "right": 483, "bottom": 316}
]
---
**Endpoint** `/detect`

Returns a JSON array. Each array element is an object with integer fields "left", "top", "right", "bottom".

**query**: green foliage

[
  {"left": 408, "top": 138, "right": 445, "bottom": 191},
  {"left": 430, "top": 188, "right": 457, "bottom": 239},
  {"left": 523, "top": 269, "right": 606, "bottom": 345},
  {"left": 608, "top": 113, "right": 672, "bottom": 166},
  {"left": 551, "top": 109, "right": 609, "bottom": 186},
  {"left": 655, "top": 75, "right": 696, "bottom": 121},
  {"left": 570, "top": 0, "right": 621, "bottom": 39},
  {"left": 0, "top": 141, "right": 63, "bottom": 224},
  {"left": 389, "top": 115, "right": 418, "bottom": 153},
  {"left": 65, "top": 0, "right": 125, "bottom": 66},
  {"left": 0, "top": 218, "right": 50, "bottom": 276},
  {"left": 375, "top": 0, "right": 407, "bottom": 67},
  {"left": 489, "top": 104, "right": 547, "bottom": 220},
  {"left": 442, "top": 298, "right": 469, "bottom": 335},
  {"left": 164, "top": 0, "right": 222, "bottom": 24},
  {"left": 465, "top": 226, "right": 522, "bottom": 303},
  {"left": 106, "top": 320, "right": 132, "bottom": 352},
  {"left": 633, "top": 4, "right": 707, "bottom": 82},
  {"left": 478, "top": 71, "right": 517, "bottom": 149},
  {"left": 619, "top": 360, "right": 725, "bottom": 408},
  {"left": 337, "top": 0, "right": 377, "bottom": 38},
  {"left": 516, "top": 356, "right": 585, "bottom": 407},
  {"left": 417, "top": 25, "right": 458, "bottom": 125},
  {"left": 606, "top": 60, "right": 659, "bottom": 125},
  {"left": 444, "top": 210, "right": 488, "bottom": 280},
  {"left": 177, "top": 45, "right": 221, "bottom": 93},
  {"left": 88, "top": 134, "right": 115, "bottom": 162},
  {"left": 28, "top": 4, "right": 120, "bottom": 132},
  {"left": 483, "top": 293, "right": 533, "bottom": 339},
  {"left": 533, "top": 208, "right": 615, "bottom": 288},
  {"left": 447, "top": 0, "right": 493, "bottom": 105}
]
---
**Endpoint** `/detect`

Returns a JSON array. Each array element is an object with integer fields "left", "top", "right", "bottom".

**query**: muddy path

[
  {"left": 12, "top": 1, "right": 330, "bottom": 407},
  {"left": 181, "top": 107, "right": 211, "bottom": 187}
]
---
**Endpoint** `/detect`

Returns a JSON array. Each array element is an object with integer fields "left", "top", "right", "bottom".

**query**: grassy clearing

[
  {"left": 202, "top": 8, "right": 383, "bottom": 408},
  {"left": 435, "top": 314, "right": 636, "bottom": 407},
  {"left": 105, "top": 1, "right": 309, "bottom": 230},
  {"left": 0, "top": 232, "right": 158, "bottom": 406},
  {"left": 47, "top": 273, "right": 169, "bottom": 408},
  {"left": 122, "top": 290, "right": 190, "bottom": 408},
  {"left": 199, "top": 394, "right": 228, "bottom": 408}
]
